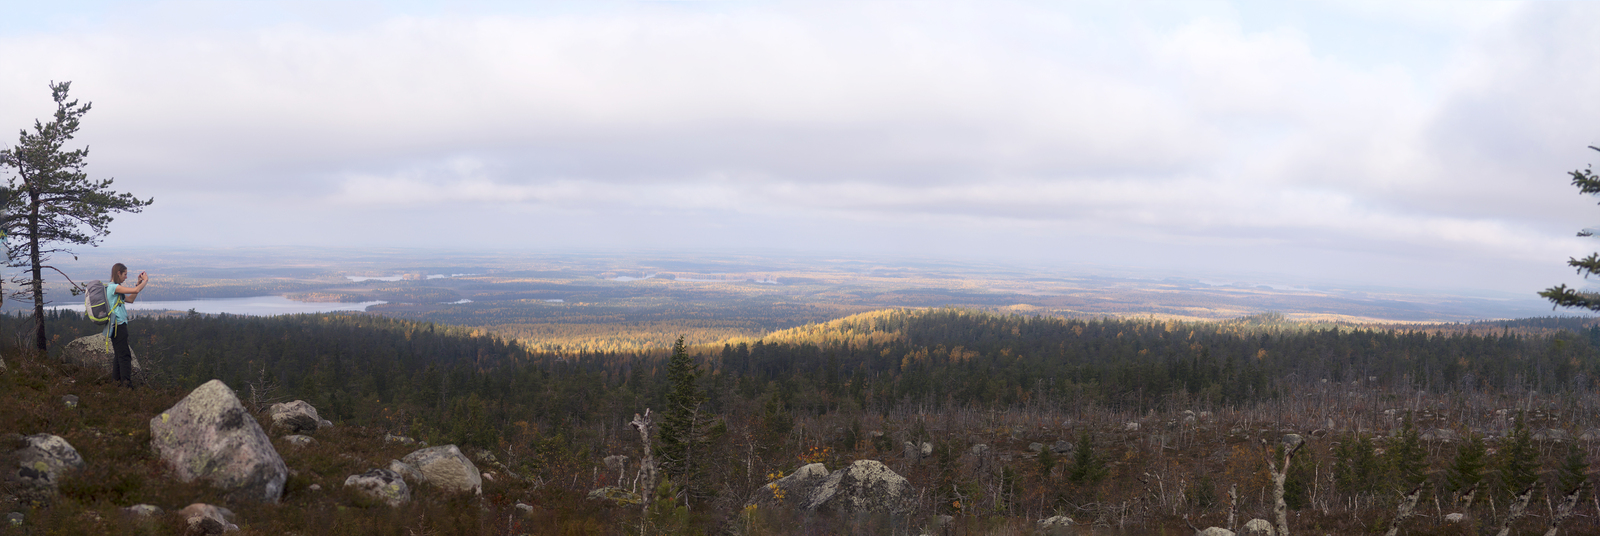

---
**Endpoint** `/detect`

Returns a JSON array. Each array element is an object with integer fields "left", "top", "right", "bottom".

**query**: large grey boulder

[
  {"left": 60, "top": 333, "right": 140, "bottom": 373},
  {"left": 400, "top": 445, "right": 482, "bottom": 495},
  {"left": 345, "top": 468, "right": 410, "bottom": 506},
  {"left": 804, "top": 460, "right": 912, "bottom": 515},
  {"left": 387, "top": 459, "right": 425, "bottom": 484},
  {"left": 1196, "top": 528, "right": 1235, "bottom": 536},
  {"left": 268, "top": 401, "right": 323, "bottom": 434},
  {"left": 748, "top": 463, "right": 829, "bottom": 508},
  {"left": 1241, "top": 518, "right": 1275, "bottom": 535},
  {"left": 10, "top": 434, "right": 84, "bottom": 500},
  {"left": 150, "top": 380, "right": 287, "bottom": 502}
]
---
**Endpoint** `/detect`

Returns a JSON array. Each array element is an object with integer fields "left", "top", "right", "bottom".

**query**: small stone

[
  {"left": 1444, "top": 512, "right": 1466, "bottom": 523},
  {"left": 1028, "top": 442, "right": 1044, "bottom": 453},
  {"left": 515, "top": 502, "right": 534, "bottom": 514},
  {"left": 6, "top": 512, "right": 22, "bottom": 526},
  {"left": 308, "top": 484, "right": 322, "bottom": 491},
  {"left": 319, "top": 419, "right": 333, "bottom": 429},
  {"left": 124, "top": 504, "right": 163, "bottom": 517},
  {"left": 482, "top": 471, "right": 496, "bottom": 482},
  {"left": 62, "top": 395, "right": 79, "bottom": 408},
  {"left": 283, "top": 435, "right": 314, "bottom": 447},
  {"left": 1124, "top": 422, "right": 1140, "bottom": 431},
  {"left": 969, "top": 443, "right": 989, "bottom": 456}
]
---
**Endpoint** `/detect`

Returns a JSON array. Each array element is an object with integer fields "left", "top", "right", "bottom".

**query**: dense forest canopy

[{"left": 20, "top": 307, "right": 1600, "bottom": 448}]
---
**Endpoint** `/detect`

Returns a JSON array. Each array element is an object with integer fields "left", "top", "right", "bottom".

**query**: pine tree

[
  {"left": 0, "top": 81, "right": 153, "bottom": 351},
  {"left": 1333, "top": 434, "right": 1382, "bottom": 496}
]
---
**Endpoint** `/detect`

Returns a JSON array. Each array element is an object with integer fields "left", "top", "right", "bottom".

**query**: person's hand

[{"left": 138, "top": 271, "right": 147, "bottom": 283}]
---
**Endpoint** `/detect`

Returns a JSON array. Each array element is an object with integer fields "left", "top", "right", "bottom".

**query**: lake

[{"left": 52, "top": 295, "right": 386, "bottom": 316}]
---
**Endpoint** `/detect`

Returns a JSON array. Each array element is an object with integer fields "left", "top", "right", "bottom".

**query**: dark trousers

[{"left": 111, "top": 322, "right": 133, "bottom": 387}]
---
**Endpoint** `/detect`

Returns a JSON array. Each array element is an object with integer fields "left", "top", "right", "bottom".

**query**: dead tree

[
  {"left": 1384, "top": 483, "right": 1426, "bottom": 536},
  {"left": 1227, "top": 483, "right": 1239, "bottom": 532},
  {"left": 1496, "top": 486, "right": 1537, "bottom": 536},
  {"left": 630, "top": 410, "right": 657, "bottom": 536},
  {"left": 1265, "top": 434, "right": 1305, "bottom": 536},
  {"left": 1543, "top": 484, "right": 1585, "bottom": 536}
]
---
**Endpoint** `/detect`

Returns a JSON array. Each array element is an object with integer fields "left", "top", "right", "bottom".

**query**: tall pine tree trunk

[{"left": 28, "top": 187, "right": 45, "bottom": 353}]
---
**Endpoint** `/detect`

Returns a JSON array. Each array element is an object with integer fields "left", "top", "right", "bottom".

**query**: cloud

[{"left": 0, "top": 1, "right": 1595, "bottom": 295}]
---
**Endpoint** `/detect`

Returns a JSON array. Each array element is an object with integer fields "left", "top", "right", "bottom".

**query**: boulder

[
  {"left": 970, "top": 443, "right": 989, "bottom": 456},
  {"left": 1051, "top": 440, "right": 1073, "bottom": 454},
  {"left": 268, "top": 401, "right": 323, "bottom": 434},
  {"left": 401, "top": 445, "right": 482, "bottom": 495},
  {"left": 749, "top": 463, "right": 829, "bottom": 508},
  {"left": 123, "top": 504, "right": 163, "bottom": 518},
  {"left": 1444, "top": 512, "right": 1466, "bottom": 523},
  {"left": 1280, "top": 434, "right": 1304, "bottom": 450},
  {"left": 61, "top": 395, "right": 79, "bottom": 409},
  {"left": 387, "top": 459, "right": 425, "bottom": 484},
  {"left": 282, "top": 435, "right": 314, "bottom": 447},
  {"left": 4, "top": 512, "right": 20, "bottom": 526},
  {"left": 319, "top": 419, "right": 333, "bottom": 429},
  {"left": 804, "top": 460, "right": 911, "bottom": 515},
  {"left": 1124, "top": 422, "right": 1140, "bottom": 431},
  {"left": 515, "top": 502, "right": 534, "bottom": 514},
  {"left": 588, "top": 486, "right": 642, "bottom": 505},
  {"left": 1422, "top": 429, "right": 1458, "bottom": 442},
  {"left": 1534, "top": 428, "right": 1570, "bottom": 442},
  {"left": 384, "top": 433, "right": 417, "bottom": 445},
  {"left": 344, "top": 468, "right": 410, "bottom": 506},
  {"left": 178, "top": 503, "right": 236, "bottom": 534},
  {"left": 1241, "top": 518, "right": 1275, "bottom": 535},
  {"left": 150, "top": 380, "right": 287, "bottom": 503},
  {"left": 10, "top": 434, "right": 85, "bottom": 500},
  {"left": 1580, "top": 429, "right": 1600, "bottom": 442},
  {"left": 1197, "top": 528, "right": 1235, "bottom": 536},
  {"left": 1038, "top": 515, "right": 1075, "bottom": 535},
  {"left": 1028, "top": 442, "right": 1045, "bottom": 453},
  {"left": 60, "top": 333, "right": 140, "bottom": 373}
]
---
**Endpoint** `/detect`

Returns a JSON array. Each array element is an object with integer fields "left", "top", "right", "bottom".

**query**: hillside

[{"left": 3, "top": 309, "right": 1600, "bottom": 534}]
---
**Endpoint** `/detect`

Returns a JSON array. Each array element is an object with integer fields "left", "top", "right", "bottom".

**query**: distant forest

[{"left": 17, "top": 308, "right": 1600, "bottom": 448}]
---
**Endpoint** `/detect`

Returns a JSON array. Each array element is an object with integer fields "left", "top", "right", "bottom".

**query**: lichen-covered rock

[
  {"left": 1196, "top": 528, "right": 1235, "bottom": 536},
  {"left": 178, "top": 503, "right": 235, "bottom": 534},
  {"left": 150, "top": 380, "right": 287, "bottom": 502},
  {"left": 400, "top": 445, "right": 482, "bottom": 495},
  {"left": 387, "top": 459, "right": 425, "bottom": 484},
  {"left": 345, "top": 468, "right": 410, "bottom": 506},
  {"left": 588, "top": 486, "right": 642, "bottom": 505},
  {"left": 804, "top": 460, "right": 911, "bottom": 515},
  {"left": 60, "top": 333, "right": 140, "bottom": 373},
  {"left": 1241, "top": 518, "right": 1275, "bottom": 535},
  {"left": 61, "top": 395, "right": 79, "bottom": 409},
  {"left": 748, "top": 463, "right": 829, "bottom": 508},
  {"left": 1052, "top": 440, "right": 1073, "bottom": 454},
  {"left": 268, "top": 401, "right": 323, "bottom": 434},
  {"left": 123, "top": 504, "right": 163, "bottom": 518},
  {"left": 11, "top": 434, "right": 84, "bottom": 500},
  {"left": 1037, "top": 515, "right": 1075, "bottom": 535}
]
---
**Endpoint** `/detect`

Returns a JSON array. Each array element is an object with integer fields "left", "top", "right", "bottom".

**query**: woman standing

[{"left": 108, "top": 263, "right": 147, "bottom": 388}]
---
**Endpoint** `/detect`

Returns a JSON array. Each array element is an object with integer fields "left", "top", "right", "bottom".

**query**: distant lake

[{"left": 52, "top": 295, "right": 386, "bottom": 316}]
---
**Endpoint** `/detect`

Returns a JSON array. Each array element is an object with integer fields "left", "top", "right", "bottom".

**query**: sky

[{"left": 1, "top": 0, "right": 1598, "bottom": 296}]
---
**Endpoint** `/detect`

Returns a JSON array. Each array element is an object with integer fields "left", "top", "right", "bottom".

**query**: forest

[{"left": 7, "top": 307, "right": 1600, "bottom": 534}]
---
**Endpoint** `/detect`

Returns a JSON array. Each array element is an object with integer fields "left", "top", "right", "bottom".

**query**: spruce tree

[
  {"left": 1446, "top": 434, "right": 1487, "bottom": 496},
  {"left": 1385, "top": 417, "right": 1428, "bottom": 492},
  {"left": 1542, "top": 146, "right": 1600, "bottom": 310},
  {"left": 656, "top": 337, "right": 722, "bottom": 499},
  {"left": 1554, "top": 443, "right": 1589, "bottom": 494},
  {"left": 1494, "top": 417, "right": 1539, "bottom": 498}
]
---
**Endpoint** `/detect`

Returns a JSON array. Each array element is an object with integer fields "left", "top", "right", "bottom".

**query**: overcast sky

[{"left": 2, "top": 1, "right": 1598, "bottom": 295}]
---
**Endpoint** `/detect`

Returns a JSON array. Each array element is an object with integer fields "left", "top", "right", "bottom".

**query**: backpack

[{"left": 84, "top": 280, "right": 120, "bottom": 326}]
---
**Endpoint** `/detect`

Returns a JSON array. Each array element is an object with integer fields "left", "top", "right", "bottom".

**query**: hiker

[{"left": 108, "top": 263, "right": 147, "bottom": 387}]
